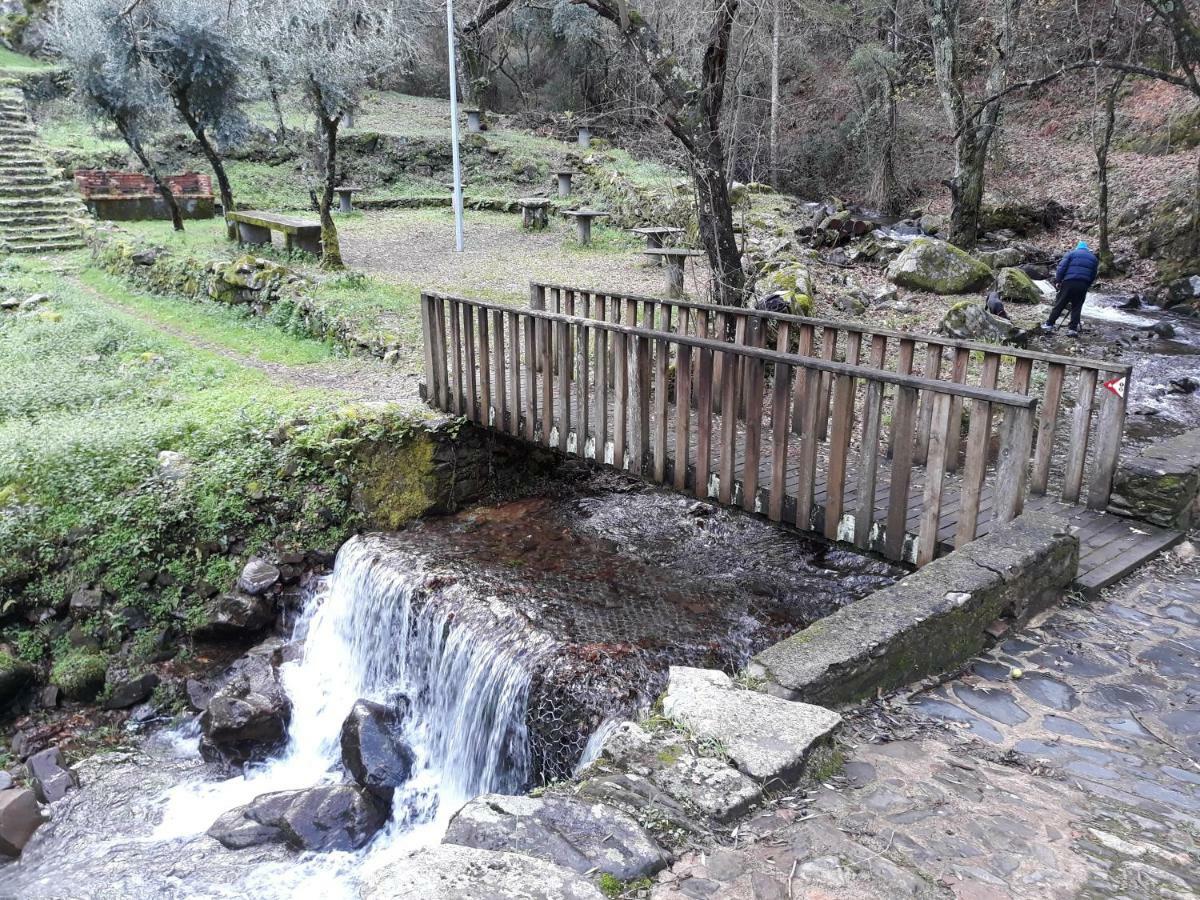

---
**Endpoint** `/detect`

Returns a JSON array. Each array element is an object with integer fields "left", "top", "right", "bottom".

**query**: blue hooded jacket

[{"left": 1056, "top": 243, "right": 1100, "bottom": 287}]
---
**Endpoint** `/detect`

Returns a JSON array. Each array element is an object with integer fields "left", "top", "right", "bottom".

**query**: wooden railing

[
  {"left": 421, "top": 291, "right": 1042, "bottom": 567},
  {"left": 530, "top": 281, "right": 1131, "bottom": 511}
]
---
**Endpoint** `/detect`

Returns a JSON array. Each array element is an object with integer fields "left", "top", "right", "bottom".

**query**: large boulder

[
  {"left": 237, "top": 559, "right": 281, "bottom": 596},
  {"left": 199, "top": 649, "right": 291, "bottom": 765},
  {"left": 340, "top": 699, "right": 415, "bottom": 803},
  {"left": 1108, "top": 429, "right": 1200, "bottom": 529},
  {"left": 661, "top": 667, "right": 841, "bottom": 784},
  {"left": 192, "top": 592, "right": 275, "bottom": 641},
  {"left": 444, "top": 793, "right": 670, "bottom": 882},
  {"left": 25, "top": 746, "right": 75, "bottom": 804},
  {"left": 994, "top": 267, "right": 1042, "bottom": 304},
  {"left": 0, "top": 788, "right": 44, "bottom": 858},
  {"left": 974, "top": 247, "right": 1023, "bottom": 270},
  {"left": 760, "top": 263, "right": 815, "bottom": 315},
  {"left": 208, "top": 784, "right": 387, "bottom": 852},
  {"left": 359, "top": 844, "right": 605, "bottom": 900},
  {"left": 887, "top": 238, "right": 993, "bottom": 294},
  {"left": 0, "top": 652, "right": 35, "bottom": 707},
  {"left": 103, "top": 669, "right": 160, "bottom": 710},
  {"left": 940, "top": 302, "right": 1024, "bottom": 343}
]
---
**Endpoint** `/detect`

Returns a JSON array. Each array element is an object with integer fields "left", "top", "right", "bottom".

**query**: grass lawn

[{"left": 0, "top": 47, "right": 53, "bottom": 72}]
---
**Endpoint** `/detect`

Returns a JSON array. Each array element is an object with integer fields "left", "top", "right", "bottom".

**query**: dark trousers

[{"left": 1047, "top": 280, "right": 1089, "bottom": 330}]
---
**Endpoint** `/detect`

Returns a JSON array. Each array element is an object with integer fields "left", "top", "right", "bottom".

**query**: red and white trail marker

[{"left": 1104, "top": 376, "right": 1127, "bottom": 399}]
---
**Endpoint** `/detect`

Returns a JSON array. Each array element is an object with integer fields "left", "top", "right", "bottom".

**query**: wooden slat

[
  {"left": 420, "top": 295, "right": 436, "bottom": 401},
  {"left": 824, "top": 369, "right": 856, "bottom": 540},
  {"left": 815, "top": 328, "right": 838, "bottom": 441},
  {"left": 1012, "top": 356, "right": 1034, "bottom": 395},
  {"left": 450, "top": 300, "right": 466, "bottom": 415},
  {"left": 719, "top": 348, "right": 739, "bottom": 504},
  {"left": 1031, "top": 363, "right": 1065, "bottom": 494},
  {"left": 674, "top": 343, "right": 693, "bottom": 490},
  {"left": 653, "top": 337, "right": 669, "bottom": 481},
  {"left": 944, "top": 347, "right": 970, "bottom": 474},
  {"left": 540, "top": 311, "right": 553, "bottom": 445},
  {"left": 742, "top": 355, "right": 764, "bottom": 512},
  {"left": 712, "top": 311, "right": 729, "bottom": 415},
  {"left": 556, "top": 319, "right": 571, "bottom": 452},
  {"left": 613, "top": 328, "right": 628, "bottom": 468},
  {"left": 885, "top": 385, "right": 918, "bottom": 561},
  {"left": 695, "top": 348, "right": 715, "bottom": 499},
  {"left": 463, "top": 306, "right": 478, "bottom": 422},
  {"left": 955, "top": 353, "right": 1000, "bottom": 546},
  {"left": 596, "top": 326, "right": 610, "bottom": 459},
  {"left": 733, "top": 316, "right": 749, "bottom": 419},
  {"left": 506, "top": 311, "right": 521, "bottom": 437},
  {"left": 523, "top": 315, "right": 537, "bottom": 441},
  {"left": 579, "top": 323, "right": 591, "bottom": 455},
  {"left": 1062, "top": 369, "right": 1097, "bottom": 503},
  {"left": 795, "top": 362, "right": 822, "bottom": 531},
  {"left": 491, "top": 310, "right": 507, "bottom": 433},
  {"left": 790, "top": 324, "right": 815, "bottom": 435},
  {"left": 995, "top": 405, "right": 1036, "bottom": 523},
  {"left": 915, "top": 344, "right": 943, "bottom": 463},
  {"left": 478, "top": 308, "right": 492, "bottom": 427},
  {"left": 1088, "top": 371, "right": 1128, "bottom": 510},
  {"left": 853, "top": 335, "right": 887, "bottom": 548},
  {"left": 769, "top": 360, "right": 792, "bottom": 522},
  {"left": 916, "top": 392, "right": 954, "bottom": 566},
  {"left": 634, "top": 329, "right": 652, "bottom": 473}
]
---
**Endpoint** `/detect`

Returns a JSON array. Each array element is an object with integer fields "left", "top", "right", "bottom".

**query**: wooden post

[
  {"left": 613, "top": 327, "right": 628, "bottom": 468},
  {"left": 719, "top": 348, "right": 739, "bottom": 504},
  {"left": 420, "top": 294, "right": 436, "bottom": 402},
  {"left": 1031, "top": 363, "right": 1065, "bottom": 494},
  {"left": 508, "top": 311, "right": 522, "bottom": 437},
  {"left": 995, "top": 404, "right": 1036, "bottom": 523},
  {"left": 914, "top": 344, "right": 943, "bottom": 464},
  {"left": 596, "top": 327, "right": 610, "bottom": 460},
  {"left": 1062, "top": 368, "right": 1097, "bottom": 503},
  {"left": 742, "top": 355, "right": 765, "bottom": 512},
  {"left": 463, "top": 307, "right": 478, "bottom": 422},
  {"left": 674, "top": 343, "right": 693, "bottom": 491},
  {"left": 653, "top": 337, "right": 669, "bottom": 482},
  {"left": 790, "top": 324, "right": 814, "bottom": 435},
  {"left": 579, "top": 324, "right": 591, "bottom": 455},
  {"left": 824, "top": 369, "right": 856, "bottom": 540},
  {"left": 795, "top": 363, "right": 821, "bottom": 531},
  {"left": 1087, "top": 370, "right": 1128, "bottom": 510},
  {"left": 853, "top": 336, "right": 888, "bottom": 548},
  {"left": 557, "top": 319, "right": 571, "bottom": 452},
  {"left": 815, "top": 328, "right": 838, "bottom": 441},
  {"left": 884, "top": 385, "right": 918, "bottom": 561},
  {"left": 695, "top": 349, "right": 715, "bottom": 498},
  {"left": 449, "top": 299, "right": 463, "bottom": 416},
  {"left": 478, "top": 308, "right": 491, "bottom": 426},
  {"left": 633, "top": 332, "right": 652, "bottom": 473},
  {"left": 944, "top": 347, "right": 970, "bottom": 474},
  {"left": 493, "top": 310, "right": 507, "bottom": 433},
  {"left": 916, "top": 392, "right": 954, "bottom": 566}
]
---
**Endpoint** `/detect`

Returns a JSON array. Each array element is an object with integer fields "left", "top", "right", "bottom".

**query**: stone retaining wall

[
  {"left": 1108, "top": 427, "right": 1200, "bottom": 530},
  {"left": 747, "top": 511, "right": 1079, "bottom": 707}
]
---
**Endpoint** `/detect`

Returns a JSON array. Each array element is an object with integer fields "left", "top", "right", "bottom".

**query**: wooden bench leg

[{"left": 237, "top": 222, "right": 272, "bottom": 247}]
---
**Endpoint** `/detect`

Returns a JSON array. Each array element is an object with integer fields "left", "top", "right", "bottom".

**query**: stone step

[
  {"left": 0, "top": 184, "right": 63, "bottom": 198},
  {"left": 0, "top": 159, "right": 45, "bottom": 170},
  {"left": 0, "top": 173, "right": 56, "bottom": 188},
  {"left": 0, "top": 167, "right": 51, "bottom": 179},
  {"left": 7, "top": 239, "right": 86, "bottom": 254},
  {"left": 0, "top": 214, "right": 80, "bottom": 229},
  {"left": 0, "top": 133, "right": 33, "bottom": 144}
]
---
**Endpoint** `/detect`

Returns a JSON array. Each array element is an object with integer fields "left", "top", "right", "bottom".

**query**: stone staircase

[{"left": 0, "top": 86, "right": 85, "bottom": 253}]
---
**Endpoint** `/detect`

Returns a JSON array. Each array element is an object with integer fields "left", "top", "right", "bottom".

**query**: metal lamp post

[{"left": 446, "top": 0, "right": 465, "bottom": 252}]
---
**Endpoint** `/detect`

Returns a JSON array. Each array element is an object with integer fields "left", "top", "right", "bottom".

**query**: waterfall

[{"left": 155, "top": 535, "right": 554, "bottom": 849}]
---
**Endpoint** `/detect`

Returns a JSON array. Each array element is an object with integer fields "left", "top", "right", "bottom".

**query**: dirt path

[
  {"left": 652, "top": 539, "right": 1200, "bottom": 899},
  {"left": 71, "top": 276, "right": 424, "bottom": 407}
]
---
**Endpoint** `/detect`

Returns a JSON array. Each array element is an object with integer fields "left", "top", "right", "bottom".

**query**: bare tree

[
  {"left": 52, "top": 0, "right": 186, "bottom": 231},
  {"left": 927, "top": 0, "right": 1023, "bottom": 248},
  {"left": 260, "top": 0, "right": 421, "bottom": 269},
  {"left": 571, "top": 0, "right": 746, "bottom": 306}
]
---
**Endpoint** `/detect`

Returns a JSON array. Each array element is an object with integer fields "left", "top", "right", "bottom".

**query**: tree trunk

[
  {"left": 768, "top": 0, "right": 781, "bottom": 187},
  {"left": 948, "top": 135, "right": 986, "bottom": 247},
  {"left": 318, "top": 114, "right": 344, "bottom": 270},
  {"left": 693, "top": 141, "right": 745, "bottom": 307},
  {"left": 175, "top": 93, "right": 237, "bottom": 240},
  {"left": 263, "top": 60, "right": 287, "bottom": 143},
  {"left": 114, "top": 115, "right": 184, "bottom": 232},
  {"left": 1094, "top": 73, "right": 1125, "bottom": 270}
]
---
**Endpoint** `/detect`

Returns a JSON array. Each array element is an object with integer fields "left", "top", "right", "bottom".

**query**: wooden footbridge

[{"left": 418, "top": 282, "right": 1181, "bottom": 592}]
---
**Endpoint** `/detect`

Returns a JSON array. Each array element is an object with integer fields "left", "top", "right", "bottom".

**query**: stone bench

[
  {"left": 518, "top": 198, "right": 551, "bottom": 231},
  {"left": 228, "top": 210, "right": 321, "bottom": 255}
]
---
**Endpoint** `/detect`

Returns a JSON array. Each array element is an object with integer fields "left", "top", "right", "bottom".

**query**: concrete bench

[
  {"left": 518, "top": 198, "right": 551, "bottom": 231},
  {"left": 633, "top": 226, "right": 685, "bottom": 264},
  {"left": 563, "top": 208, "right": 608, "bottom": 245},
  {"left": 644, "top": 247, "right": 704, "bottom": 298},
  {"left": 228, "top": 210, "right": 321, "bottom": 255}
]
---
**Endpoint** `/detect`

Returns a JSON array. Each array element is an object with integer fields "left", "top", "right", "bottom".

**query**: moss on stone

[
  {"left": 350, "top": 428, "right": 439, "bottom": 529},
  {"left": 51, "top": 648, "right": 108, "bottom": 701},
  {"left": 887, "top": 238, "right": 993, "bottom": 294}
]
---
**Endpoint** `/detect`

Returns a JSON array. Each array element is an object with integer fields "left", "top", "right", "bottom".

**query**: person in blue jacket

[{"left": 1041, "top": 241, "right": 1100, "bottom": 337}]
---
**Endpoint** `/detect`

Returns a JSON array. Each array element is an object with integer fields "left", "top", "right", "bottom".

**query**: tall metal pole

[{"left": 446, "top": 0, "right": 465, "bottom": 252}]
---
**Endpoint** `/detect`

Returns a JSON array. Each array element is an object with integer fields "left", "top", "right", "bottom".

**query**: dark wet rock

[
  {"left": 209, "top": 784, "right": 386, "bottom": 852},
  {"left": 0, "top": 788, "right": 43, "bottom": 857},
  {"left": 237, "top": 559, "right": 281, "bottom": 596},
  {"left": 911, "top": 696, "right": 1003, "bottom": 743},
  {"left": 103, "top": 670, "right": 160, "bottom": 710},
  {"left": 192, "top": 592, "right": 275, "bottom": 641},
  {"left": 68, "top": 586, "right": 104, "bottom": 614},
  {"left": 361, "top": 844, "right": 605, "bottom": 899},
  {"left": 340, "top": 698, "right": 415, "bottom": 802},
  {"left": 199, "top": 648, "right": 291, "bottom": 765},
  {"left": 1147, "top": 321, "right": 1176, "bottom": 339},
  {"left": 26, "top": 746, "right": 75, "bottom": 804},
  {"left": 951, "top": 684, "right": 1030, "bottom": 725},
  {"left": 186, "top": 678, "right": 216, "bottom": 712},
  {"left": 0, "top": 653, "right": 35, "bottom": 707},
  {"left": 0, "top": 774, "right": 10, "bottom": 791},
  {"left": 1108, "top": 428, "right": 1200, "bottom": 530},
  {"left": 1169, "top": 376, "right": 1199, "bottom": 394},
  {"left": 939, "top": 301, "right": 1024, "bottom": 343},
  {"left": 444, "top": 792, "right": 670, "bottom": 881},
  {"left": 1016, "top": 674, "right": 1078, "bottom": 711}
]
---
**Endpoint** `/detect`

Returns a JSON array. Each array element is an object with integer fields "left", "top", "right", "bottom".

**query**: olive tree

[
  {"left": 124, "top": 0, "right": 248, "bottom": 239},
  {"left": 259, "top": 0, "right": 422, "bottom": 269},
  {"left": 51, "top": 0, "right": 186, "bottom": 231}
]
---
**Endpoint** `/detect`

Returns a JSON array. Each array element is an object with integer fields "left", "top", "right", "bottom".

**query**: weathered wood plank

[
  {"left": 1063, "top": 368, "right": 1097, "bottom": 503},
  {"left": 885, "top": 385, "right": 918, "bottom": 561},
  {"left": 995, "top": 405, "right": 1036, "bottom": 523},
  {"left": 596, "top": 326, "right": 610, "bottom": 458},
  {"left": 654, "top": 337, "right": 669, "bottom": 481},
  {"left": 815, "top": 328, "right": 838, "bottom": 441},
  {"left": 492, "top": 310, "right": 507, "bottom": 434},
  {"left": 540, "top": 310, "right": 553, "bottom": 444},
  {"left": 507, "top": 311, "right": 521, "bottom": 437},
  {"left": 449, "top": 300, "right": 464, "bottom": 416},
  {"left": 955, "top": 353, "right": 1000, "bottom": 546},
  {"left": 719, "top": 348, "right": 739, "bottom": 504},
  {"left": 613, "top": 327, "right": 628, "bottom": 468},
  {"left": 523, "top": 315, "right": 537, "bottom": 441},
  {"left": 463, "top": 307, "right": 478, "bottom": 422},
  {"left": 556, "top": 319, "right": 571, "bottom": 452},
  {"left": 1087, "top": 370, "right": 1128, "bottom": 510},
  {"left": 579, "top": 323, "right": 591, "bottom": 455},
  {"left": 790, "top": 324, "right": 815, "bottom": 435},
  {"left": 944, "top": 347, "right": 970, "bottom": 474},
  {"left": 695, "top": 348, "right": 715, "bottom": 498},
  {"left": 742, "top": 355, "right": 765, "bottom": 512},
  {"left": 1031, "top": 362, "right": 1065, "bottom": 494},
  {"left": 914, "top": 344, "right": 943, "bottom": 463},
  {"left": 478, "top": 308, "right": 492, "bottom": 427},
  {"left": 769, "top": 360, "right": 792, "bottom": 522},
  {"left": 824, "top": 368, "right": 856, "bottom": 540},
  {"left": 634, "top": 328, "right": 652, "bottom": 473},
  {"left": 795, "top": 362, "right": 822, "bottom": 531},
  {"left": 916, "top": 392, "right": 954, "bottom": 566},
  {"left": 853, "top": 335, "right": 887, "bottom": 548}
]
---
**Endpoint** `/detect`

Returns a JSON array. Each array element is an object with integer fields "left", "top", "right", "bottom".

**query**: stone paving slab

[{"left": 650, "top": 539, "right": 1200, "bottom": 899}]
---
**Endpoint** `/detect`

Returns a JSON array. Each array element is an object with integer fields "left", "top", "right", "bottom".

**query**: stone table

[
  {"left": 465, "top": 109, "right": 484, "bottom": 133},
  {"left": 563, "top": 209, "right": 608, "bottom": 245},
  {"left": 518, "top": 198, "right": 551, "bottom": 231},
  {"left": 632, "top": 226, "right": 685, "bottom": 265},
  {"left": 334, "top": 185, "right": 360, "bottom": 214},
  {"left": 577, "top": 125, "right": 591, "bottom": 148},
  {"left": 552, "top": 170, "right": 578, "bottom": 198},
  {"left": 644, "top": 248, "right": 703, "bottom": 298}
]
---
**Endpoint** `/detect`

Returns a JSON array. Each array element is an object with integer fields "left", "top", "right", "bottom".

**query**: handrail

[
  {"left": 423, "top": 290, "right": 1037, "bottom": 409},
  {"left": 530, "top": 280, "right": 1133, "bottom": 376}
]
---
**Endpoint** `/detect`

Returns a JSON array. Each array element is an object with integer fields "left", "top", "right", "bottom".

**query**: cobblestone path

[{"left": 652, "top": 539, "right": 1200, "bottom": 899}]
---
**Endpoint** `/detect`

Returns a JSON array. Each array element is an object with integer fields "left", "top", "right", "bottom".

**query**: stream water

[{"left": 2, "top": 478, "right": 899, "bottom": 899}]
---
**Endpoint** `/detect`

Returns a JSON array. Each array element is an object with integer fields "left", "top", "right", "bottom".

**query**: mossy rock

[
  {"left": 887, "top": 238, "right": 993, "bottom": 294},
  {"left": 763, "top": 263, "right": 815, "bottom": 315},
  {"left": 51, "top": 648, "right": 108, "bottom": 702},
  {"left": 995, "top": 267, "right": 1042, "bottom": 304},
  {"left": 350, "top": 429, "right": 439, "bottom": 530},
  {"left": 0, "top": 650, "right": 35, "bottom": 706}
]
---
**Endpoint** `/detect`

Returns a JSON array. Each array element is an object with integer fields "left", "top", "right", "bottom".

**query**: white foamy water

[{"left": 153, "top": 536, "right": 555, "bottom": 897}]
